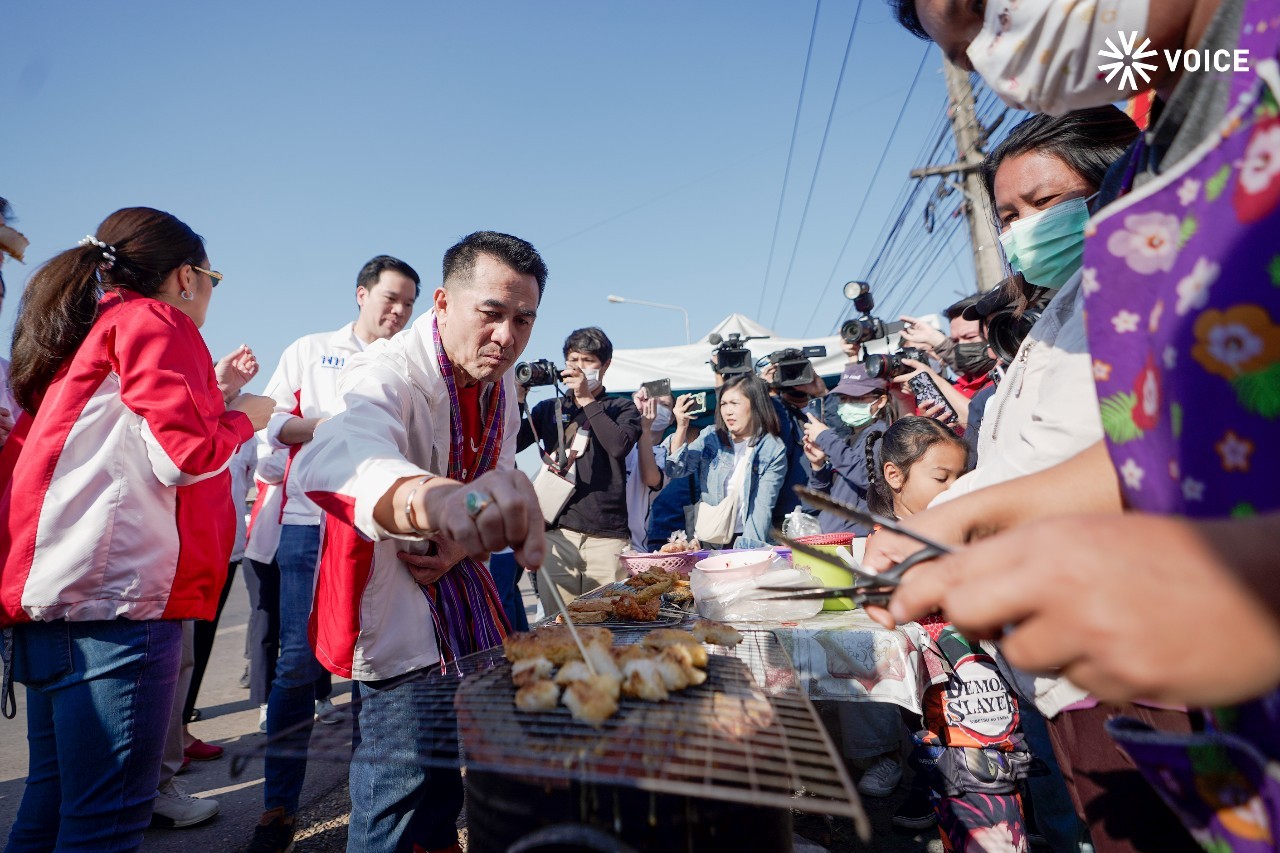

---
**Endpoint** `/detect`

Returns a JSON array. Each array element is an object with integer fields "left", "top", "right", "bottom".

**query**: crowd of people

[{"left": 0, "top": 0, "right": 1277, "bottom": 851}]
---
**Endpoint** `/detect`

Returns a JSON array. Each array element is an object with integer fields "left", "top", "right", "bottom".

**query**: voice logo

[{"left": 1099, "top": 32, "right": 1251, "bottom": 92}]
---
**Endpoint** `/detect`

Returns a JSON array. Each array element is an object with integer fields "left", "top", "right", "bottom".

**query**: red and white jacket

[
  {"left": 262, "top": 322, "right": 367, "bottom": 526},
  {"left": 244, "top": 439, "right": 289, "bottom": 565},
  {"left": 299, "top": 311, "right": 517, "bottom": 682},
  {"left": 0, "top": 291, "right": 254, "bottom": 627}
]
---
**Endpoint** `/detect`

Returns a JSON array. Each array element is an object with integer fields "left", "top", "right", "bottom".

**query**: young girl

[{"left": 867, "top": 417, "right": 1032, "bottom": 851}]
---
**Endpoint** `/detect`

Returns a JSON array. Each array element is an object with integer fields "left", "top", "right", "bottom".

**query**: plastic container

[
  {"left": 692, "top": 550, "right": 775, "bottom": 583},
  {"left": 788, "top": 533, "right": 867, "bottom": 611}
]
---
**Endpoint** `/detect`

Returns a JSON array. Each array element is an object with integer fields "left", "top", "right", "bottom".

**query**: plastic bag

[
  {"left": 782, "top": 507, "right": 823, "bottom": 539},
  {"left": 691, "top": 556, "right": 823, "bottom": 622}
]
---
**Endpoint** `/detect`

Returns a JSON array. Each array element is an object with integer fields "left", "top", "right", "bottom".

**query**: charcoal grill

[{"left": 232, "top": 629, "right": 868, "bottom": 851}]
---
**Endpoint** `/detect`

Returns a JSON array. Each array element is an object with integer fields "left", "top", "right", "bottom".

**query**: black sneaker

[
  {"left": 892, "top": 790, "right": 938, "bottom": 831},
  {"left": 245, "top": 807, "right": 296, "bottom": 853}
]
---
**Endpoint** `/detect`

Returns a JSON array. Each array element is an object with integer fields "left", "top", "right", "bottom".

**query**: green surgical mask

[
  {"left": 837, "top": 401, "right": 875, "bottom": 428},
  {"left": 998, "top": 195, "right": 1093, "bottom": 289}
]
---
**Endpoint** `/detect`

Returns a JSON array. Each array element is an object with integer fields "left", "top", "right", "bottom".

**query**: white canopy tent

[{"left": 604, "top": 312, "right": 944, "bottom": 392}]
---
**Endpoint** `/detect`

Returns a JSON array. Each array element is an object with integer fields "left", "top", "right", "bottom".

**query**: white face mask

[
  {"left": 651, "top": 404, "right": 674, "bottom": 433},
  {"left": 966, "top": 0, "right": 1150, "bottom": 115},
  {"left": 582, "top": 368, "right": 602, "bottom": 393}
]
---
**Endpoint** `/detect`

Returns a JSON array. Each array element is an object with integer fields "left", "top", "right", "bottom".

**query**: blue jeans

[
  {"left": 487, "top": 551, "right": 528, "bottom": 632},
  {"left": 7, "top": 618, "right": 182, "bottom": 853},
  {"left": 347, "top": 674, "right": 463, "bottom": 853},
  {"left": 265, "top": 523, "right": 326, "bottom": 815}
]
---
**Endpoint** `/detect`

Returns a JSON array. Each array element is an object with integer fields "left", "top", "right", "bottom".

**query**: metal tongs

[{"left": 758, "top": 487, "right": 952, "bottom": 607}]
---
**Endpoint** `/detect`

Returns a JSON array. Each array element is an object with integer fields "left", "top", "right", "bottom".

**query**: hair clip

[{"left": 78, "top": 235, "right": 118, "bottom": 270}]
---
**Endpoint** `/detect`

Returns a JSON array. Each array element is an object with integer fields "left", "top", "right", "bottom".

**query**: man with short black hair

[
  {"left": 297, "top": 230, "right": 547, "bottom": 853},
  {"left": 249, "top": 253, "right": 421, "bottom": 852},
  {"left": 518, "top": 327, "right": 641, "bottom": 611}
]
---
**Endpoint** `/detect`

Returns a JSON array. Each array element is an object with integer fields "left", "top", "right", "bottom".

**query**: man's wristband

[{"left": 404, "top": 474, "right": 440, "bottom": 536}]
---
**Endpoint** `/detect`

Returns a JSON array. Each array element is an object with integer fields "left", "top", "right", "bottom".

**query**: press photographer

[
  {"left": 517, "top": 327, "right": 641, "bottom": 610},
  {"left": 756, "top": 345, "right": 827, "bottom": 528}
]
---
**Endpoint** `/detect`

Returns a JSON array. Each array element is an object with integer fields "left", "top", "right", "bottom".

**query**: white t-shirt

[
  {"left": 624, "top": 437, "right": 668, "bottom": 551},
  {"left": 730, "top": 438, "right": 751, "bottom": 535}
]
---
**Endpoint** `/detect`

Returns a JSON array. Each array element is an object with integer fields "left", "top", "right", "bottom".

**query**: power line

[
  {"left": 802, "top": 44, "right": 933, "bottom": 335},
  {"left": 767, "top": 0, "right": 866, "bottom": 329},
  {"left": 755, "top": 0, "right": 824, "bottom": 319}
]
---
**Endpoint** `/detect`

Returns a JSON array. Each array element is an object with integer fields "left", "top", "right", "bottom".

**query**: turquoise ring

[{"left": 464, "top": 491, "right": 493, "bottom": 519}]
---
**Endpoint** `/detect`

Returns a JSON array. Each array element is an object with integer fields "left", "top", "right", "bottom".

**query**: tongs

[{"left": 758, "top": 487, "right": 952, "bottom": 606}]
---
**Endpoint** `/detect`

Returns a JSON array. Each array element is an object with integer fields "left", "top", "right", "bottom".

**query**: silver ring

[{"left": 464, "top": 491, "right": 493, "bottom": 520}]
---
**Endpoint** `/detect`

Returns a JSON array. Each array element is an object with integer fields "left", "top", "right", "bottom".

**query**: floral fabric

[{"left": 1082, "top": 2, "right": 1280, "bottom": 849}]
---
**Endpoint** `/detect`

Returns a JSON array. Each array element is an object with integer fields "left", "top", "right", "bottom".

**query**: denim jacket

[{"left": 664, "top": 430, "right": 788, "bottom": 544}]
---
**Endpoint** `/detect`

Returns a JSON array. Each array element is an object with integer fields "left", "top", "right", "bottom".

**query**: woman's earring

[{"left": 180, "top": 290, "right": 195, "bottom": 301}]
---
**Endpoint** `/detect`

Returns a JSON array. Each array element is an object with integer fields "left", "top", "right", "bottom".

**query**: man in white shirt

[
  {"left": 296, "top": 231, "right": 546, "bottom": 853},
  {"left": 252, "top": 255, "right": 420, "bottom": 845}
]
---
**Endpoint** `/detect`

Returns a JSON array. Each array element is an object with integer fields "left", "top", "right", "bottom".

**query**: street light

[{"left": 606, "top": 295, "right": 691, "bottom": 345}]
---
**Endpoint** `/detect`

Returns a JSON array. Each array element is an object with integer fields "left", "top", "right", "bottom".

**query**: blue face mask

[{"left": 998, "top": 195, "right": 1093, "bottom": 289}]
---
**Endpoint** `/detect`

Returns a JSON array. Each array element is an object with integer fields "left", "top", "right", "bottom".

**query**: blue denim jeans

[
  {"left": 264, "top": 523, "right": 326, "bottom": 815},
  {"left": 7, "top": 618, "right": 182, "bottom": 853},
  {"left": 347, "top": 674, "right": 463, "bottom": 853},
  {"left": 486, "top": 551, "right": 528, "bottom": 632}
]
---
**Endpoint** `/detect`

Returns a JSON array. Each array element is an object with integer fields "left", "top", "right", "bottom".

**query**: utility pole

[{"left": 909, "top": 58, "right": 1005, "bottom": 293}]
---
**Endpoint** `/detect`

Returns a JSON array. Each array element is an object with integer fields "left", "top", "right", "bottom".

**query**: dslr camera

[
  {"left": 514, "top": 358, "right": 562, "bottom": 388},
  {"left": 708, "top": 333, "right": 755, "bottom": 376},
  {"left": 863, "top": 346, "right": 929, "bottom": 380},
  {"left": 764, "top": 346, "right": 826, "bottom": 389},
  {"left": 839, "top": 280, "right": 904, "bottom": 345}
]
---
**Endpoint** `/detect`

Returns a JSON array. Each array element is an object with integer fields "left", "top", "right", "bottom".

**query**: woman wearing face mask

[
  {"left": 0, "top": 208, "right": 275, "bottom": 851},
  {"left": 666, "top": 374, "right": 787, "bottom": 548},
  {"left": 801, "top": 366, "right": 896, "bottom": 535},
  {"left": 626, "top": 389, "right": 675, "bottom": 551},
  {"left": 927, "top": 106, "right": 1140, "bottom": 504}
]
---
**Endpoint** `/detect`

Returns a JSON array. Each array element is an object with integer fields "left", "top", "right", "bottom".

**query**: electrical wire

[
  {"left": 754, "top": 0, "right": 824, "bottom": 319},
  {"left": 767, "top": 0, "right": 865, "bottom": 328},
  {"left": 801, "top": 44, "right": 933, "bottom": 336}
]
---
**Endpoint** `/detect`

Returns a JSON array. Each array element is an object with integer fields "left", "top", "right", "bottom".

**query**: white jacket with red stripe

[
  {"left": 262, "top": 322, "right": 367, "bottom": 526},
  {"left": 0, "top": 291, "right": 255, "bottom": 627},
  {"left": 298, "top": 311, "right": 517, "bottom": 682}
]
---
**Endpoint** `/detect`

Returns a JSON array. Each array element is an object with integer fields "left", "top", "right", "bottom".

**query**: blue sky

[{"left": 2, "top": 1, "right": 982, "bottom": 393}]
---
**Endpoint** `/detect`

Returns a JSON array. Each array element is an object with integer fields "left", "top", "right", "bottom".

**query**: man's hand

[
  {"left": 216, "top": 344, "right": 259, "bottom": 401},
  {"left": 561, "top": 366, "right": 594, "bottom": 407},
  {"left": 421, "top": 470, "right": 546, "bottom": 569},
  {"left": 516, "top": 382, "right": 529, "bottom": 406},
  {"left": 0, "top": 406, "right": 13, "bottom": 446},
  {"left": 802, "top": 413, "right": 830, "bottom": 445},
  {"left": 880, "top": 513, "right": 1280, "bottom": 707},
  {"left": 398, "top": 538, "right": 468, "bottom": 586},
  {"left": 278, "top": 415, "right": 326, "bottom": 445},
  {"left": 898, "top": 316, "right": 947, "bottom": 356}
]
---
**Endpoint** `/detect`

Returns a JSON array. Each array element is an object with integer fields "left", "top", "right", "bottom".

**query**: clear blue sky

[{"left": 2, "top": 0, "right": 984, "bottom": 392}]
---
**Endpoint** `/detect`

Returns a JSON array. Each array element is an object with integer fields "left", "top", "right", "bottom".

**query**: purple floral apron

[{"left": 1082, "top": 0, "right": 1280, "bottom": 847}]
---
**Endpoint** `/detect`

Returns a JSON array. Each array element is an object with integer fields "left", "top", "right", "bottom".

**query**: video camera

[
  {"left": 839, "top": 281, "right": 904, "bottom": 345},
  {"left": 764, "top": 346, "right": 826, "bottom": 389},
  {"left": 514, "top": 359, "right": 562, "bottom": 388},
  {"left": 708, "top": 333, "right": 758, "bottom": 376},
  {"left": 863, "top": 346, "right": 929, "bottom": 380}
]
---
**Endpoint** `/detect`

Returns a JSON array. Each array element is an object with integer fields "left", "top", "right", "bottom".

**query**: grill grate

[{"left": 230, "top": 629, "right": 866, "bottom": 833}]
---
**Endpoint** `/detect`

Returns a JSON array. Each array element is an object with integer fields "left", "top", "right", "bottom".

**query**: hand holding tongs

[{"left": 758, "top": 487, "right": 952, "bottom": 606}]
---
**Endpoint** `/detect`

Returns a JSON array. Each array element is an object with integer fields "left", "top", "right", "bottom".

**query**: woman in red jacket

[{"left": 0, "top": 207, "right": 273, "bottom": 852}]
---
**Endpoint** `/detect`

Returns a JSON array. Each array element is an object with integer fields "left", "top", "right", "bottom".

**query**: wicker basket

[
  {"left": 791, "top": 532, "right": 857, "bottom": 547},
  {"left": 618, "top": 550, "right": 710, "bottom": 577}
]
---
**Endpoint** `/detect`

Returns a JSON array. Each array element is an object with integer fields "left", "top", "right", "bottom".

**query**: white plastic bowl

[{"left": 693, "top": 550, "right": 775, "bottom": 583}]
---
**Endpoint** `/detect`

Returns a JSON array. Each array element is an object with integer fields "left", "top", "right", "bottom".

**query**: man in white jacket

[
  {"left": 297, "top": 231, "right": 547, "bottom": 853},
  {"left": 250, "top": 255, "right": 421, "bottom": 851}
]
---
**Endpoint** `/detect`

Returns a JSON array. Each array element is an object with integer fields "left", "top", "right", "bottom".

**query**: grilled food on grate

[
  {"left": 692, "top": 619, "right": 744, "bottom": 647},
  {"left": 506, "top": 622, "right": 738, "bottom": 727}
]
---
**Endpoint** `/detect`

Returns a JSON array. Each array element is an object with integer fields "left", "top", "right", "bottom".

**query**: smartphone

[
  {"left": 641, "top": 378, "right": 672, "bottom": 400},
  {"left": 907, "top": 374, "right": 958, "bottom": 424},
  {"left": 686, "top": 391, "right": 709, "bottom": 417}
]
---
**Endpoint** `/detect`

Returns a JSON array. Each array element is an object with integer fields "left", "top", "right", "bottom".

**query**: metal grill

[{"left": 230, "top": 629, "right": 866, "bottom": 833}]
